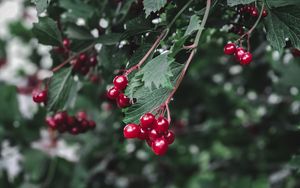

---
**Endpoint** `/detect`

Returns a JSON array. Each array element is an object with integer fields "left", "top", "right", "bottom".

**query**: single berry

[
  {"left": 69, "top": 127, "right": 80, "bottom": 135},
  {"left": 235, "top": 47, "right": 246, "bottom": 61},
  {"left": 245, "top": 5, "right": 252, "bottom": 13},
  {"left": 224, "top": 43, "right": 236, "bottom": 55},
  {"left": 113, "top": 75, "right": 128, "bottom": 90},
  {"left": 63, "top": 38, "right": 70, "bottom": 48},
  {"left": 140, "top": 113, "right": 156, "bottom": 129},
  {"left": 240, "top": 52, "right": 253, "bottom": 65},
  {"left": 79, "top": 119, "right": 89, "bottom": 129},
  {"left": 79, "top": 53, "right": 87, "bottom": 62},
  {"left": 88, "top": 120, "right": 96, "bottom": 129},
  {"left": 32, "top": 90, "right": 47, "bottom": 103},
  {"left": 54, "top": 111, "right": 68, "bottom": 125},
  {"left": 67, "top": 116, "right": 75, "bottom": 127},
  {"left": 151, "top": 138, "right": 168, "bottom": 155},
  {"left": 71, "top": 59, "right": 82, "bottom": 71},
  {"left": 250, "top": 8, "right": 259, "bottom": 17},
  {"left": 76, "top": 111, "right": 87, "bottom": 121},
  {"left": 117, "top": 93, "right": 131, "bottom": 108},
  {"left": 148, "top": 129, "right": 160, "bottom": 141},
  {"left": 154, "top": 117, "right": 170, "bottom": 133},
  {"left": 88, "top": 56, "right": 98, "bottom": 67},
  {"left": 80, "top": 66, "right": 90, "bottom": 75},
  {"left": 45, "top": 117, "right": 58, "bottom": 129},
  {"left": 138, "top": 127, "right": 148, "bottom": 140},
  {"left": 164, "top": 131, "right": 175, "bottom": 145},
  {"left": 123, "top": 124, "right": 140, "bottom": 139},
  {"left": 107, "top": 87, "right": 120, "bottom": 100},
  {"left": 262, "top": 8, "right": 268, "bottom": 17}
]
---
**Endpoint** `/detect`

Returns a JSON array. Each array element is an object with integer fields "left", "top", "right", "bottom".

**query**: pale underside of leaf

[{"left": 143, "top": 0, "right": 167, "bottom": 17}]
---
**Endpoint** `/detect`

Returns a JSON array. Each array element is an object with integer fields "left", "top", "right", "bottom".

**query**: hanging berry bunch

[
  {"left": 107, "top": 75, "right": 131, "bottom": 108},
  {"left": 45, "top": 111, "right": 96, "bottom": 135},
  {"left": 124, "top": 113, "right": 175, "bottom": 155}
]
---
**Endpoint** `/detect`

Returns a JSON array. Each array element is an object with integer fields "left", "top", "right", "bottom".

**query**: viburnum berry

[
  {"left": 164, "top": 131, "right": 175, "bottom": 145},
  {"left": 107, "top": 87, "right": 120, "bottom": 100},
  {"left": 151, "top": 137, "right": 168, "bottom": 156},
  {"left": 113, "top": 75, "right": 128, "bottom": 90},
  {"left": 89, "top": 120, "right": 96, "bottom": 129},
  {"left": 123, "top": 123, "right": 140, "bottom": 139},
  {"left": 54, "top": 111, "right": 68, "bottom": 124},
  {"left": 148, "top": 129, "right": 160, "bottom": 141},
  {"left": 63, "top": 38, "right": 70, "bottom": 48},
  {"left": 70, "top": 127, "right": 80, "bottom": 135},
  {"left": 32, "top": 89, "right": 47, "bottom": 103},
  {"left": 45, "top": 117, "right": 58, "bottom": 129},
  {"left": 240, "top": 52, "right": 253, "bottom": 65},
  {"left": 117, "top": 93, "right": 131, "bottom": 108},
  {"left": 235, "top": 47, "right": 246, "bottom": 61},
  {"left": 224, "top": 43, "right": 236, "bottom": 55},
  {"left": 155, "top": 117, "right": 170, "bottom": 133},
  {"left": 79, "top": 53, "right": 87, "bottom": 62},
  {"left": 250, "top": 7, "right": 259, "bottom": 17},
  {"left": 76, "top": 111, "right": 88, "bottom": 121},
  {"left": 140, "top": 113, "right": 156, "bottom": 129},
  {"left": 262, "top": 8, "right": 268, "bottom": 17},
  {"left": 138, "top": 127, "right": 148, "bottom": 140},
  {"left": 88, "top": 56, "right": 98, "bottom": 67}
]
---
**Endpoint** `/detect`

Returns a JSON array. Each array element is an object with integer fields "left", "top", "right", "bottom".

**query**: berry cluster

[
  {"left": 224, "top": 43, "right": 252, "bottom": 65},
  {"left": 32, "top": 89, "right": 48, "bottom": 104},
  {"left": 123, "top": 113, "right": 175, "bottom": 155},
  {"left": 238, "top": 5, "right": 268, "bottom": 18},
  {"left": 107, "top": 75, "right": 131, "bottom": 108},
  {"left": 45, "top": 111, "right": 96, "bottom": 135},
  {"left": 54, "top": 38, "right": 71, "bottom": 55},
  {"left": 71, "top": 53, "right": 98, "bottom": 76}
]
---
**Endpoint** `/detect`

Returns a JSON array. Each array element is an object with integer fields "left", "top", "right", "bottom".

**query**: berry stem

[
  {"left": 125, "top": 30, "right": 167, "bottom": 75},
  {"left": 236, "top": 3, "right": 265, "bottom": 45},
  {"left": 164, "top": 0, "right": 212, "bottom": 122},
  {"left": 51, "top": 43, "right": 95, "bottom": 73}
]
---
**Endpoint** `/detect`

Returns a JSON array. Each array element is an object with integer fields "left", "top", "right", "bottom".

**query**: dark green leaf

[
  {"left": 65, "top": 24, "right": 94, "bottom": 40},
  {"left": 143, "top": 0, "right": 167, "bottom": 17},
  {"left": 96, "top": 33, "right": 122, "bottom": 45},
  {"left": 59, "top": 0, "right": 96, "bottom": 19},
  {"left": 47, "top": 68, "right": 76, "bottom": 112},
  {"left": 141, "top": 53, "right": 174, "bottom": 89},
  {"left": 227, "top": 0, "right": 255, "bottom": 6},
  {"left": 266, "top": 0, "right": 300, "bottom": 8},
  {"left": 32, "top": 0, "right": 51, "bottom": 14},
  {"left": 0, "top": 84, "right": 20, "bottom": 122},
  {"left": 32, "top": 17, "right": 62, "bottom": 46},
  {"left": 264, "top": 6, "right": 300, "bottom": 50}
]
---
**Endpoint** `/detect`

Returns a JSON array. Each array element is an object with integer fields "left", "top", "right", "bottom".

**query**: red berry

[
  {"left": 67, "top": 116, "right": 75, "bottom": 127},
  {"left": 123, "top": 124, "right": 140, "bottom": 139},
  {"left": 140, "top": 113, "right": 155, "bottom": 129},
  {"left": 71, "top": 59, "right": 82, "bottom": 71},
  {"left": 245, "top": 5, "right": 252, "bottom": 13},
  {"left": 76, "top": 111, "right": 87, "bottom": 121},
  {"left": 164, "top": 131, "right": 175, "bottom": 145},
  {"left": 88, "top": 56, "right": 98, "bottom": 67},
  {"left": 32, "top": 90, "right": 47, "bottom": 103},
  {"left": 224, "top": 43, "right": 236, "bottom": 55},
  {"left": 107, "top": 87, "right": 120, "bottom": 100},
  {"left": 148, "top": 129, "right": 160, "bottom": 141},
  {"left": 113, "top": 75, "right": 128, "bottom": 90},
  {"left": 63, "top": 38, "right": 70, "bottom": 48},
  {"left": 79, "top": 53, "right": 87, "bottom": 62},
  {"left": 262, "top": 8, "right": 268, "bottom": 17},
  {"left": 250, "top": 8, "right": 259, "bottom": 17},
  {"left": 79, "top": 119, "right": 89, "bottom": 129},
  {"left": 117, "top": 93, "right": 131, "bottom": 108},
  {"left": 54, "top": 111, "right": 68, "bottom": 125},
  {"left": 45, "top": 117, "right": 58, "bottom": 129},
  {"left": 151, "top": 138, "right": 168, "bottom": 155},
  {"left": 235, "top": 47, "right": 246, "bottom": 61},
  {"left": 69, "top": 127, "right": 80, "bottom": 135},
  {"left": 240, "top": 52, "right": 253, "bottom": 65},
  {"left": 88, "top": 120, "right": 96, "bottom": 129},
  {"left": 154, "top": 117, "right": 169, "bottom": 133},
  {"left": 138, "top": 127, "right": 148, "bottom": 140}
]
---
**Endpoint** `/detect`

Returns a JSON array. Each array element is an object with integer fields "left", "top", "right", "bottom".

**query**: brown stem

[
  {"left": 125, "top": 30, "right": 167, "bottom": 75},
  {"left": 51, "top": 43, "right": 95, "bottom": 73}
]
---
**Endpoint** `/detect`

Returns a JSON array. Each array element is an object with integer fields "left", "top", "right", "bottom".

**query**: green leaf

[
  {"left": 227, "top": 0, "right": 255, "bottom": 6},
  {"left": 65, "top": 24, "right": 94, "bottom": 40},
  {"left": 122, "top": 16, "right": 154, "bottom": 39},
  {"left": 123, "top": 63, "right": 183, "bottom": 124},
  {"left": 32, "top": 0, "right": 51, "bottom": 14},
  {"left": 266, "top": 0, "right": 300, "bottom": 8},
  {"left": 0, "top": 84, "right": 20, "bottom": 122},
  {"left": 59, "top": 0, "right": 96, "bottom": 19},
  {"left": 184, "top": 15, "right": 201, "bottom": 37},
  {"left": 264, "top": 6, "right": 300, "bottom": 50},
  {"left": 127, "top": 43, "right": 153, "bottom": 68},
  {"left": 32, "top": 17, "right": 62, "bottom": 46},
  {"left": 96, "top": 33, "right": 122, "bottom": 45},
  {"left": 289, "top": 155, "right": 300, "bottom": 169},
  {"left": 47, "top": 68, "right": 76, "bottom": 112},
  {"left": 143, "top": 0, "right": 167, "bottom": 17},
  {"left": 141, "top": 53, "right": 174, "bottom": 89}
]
